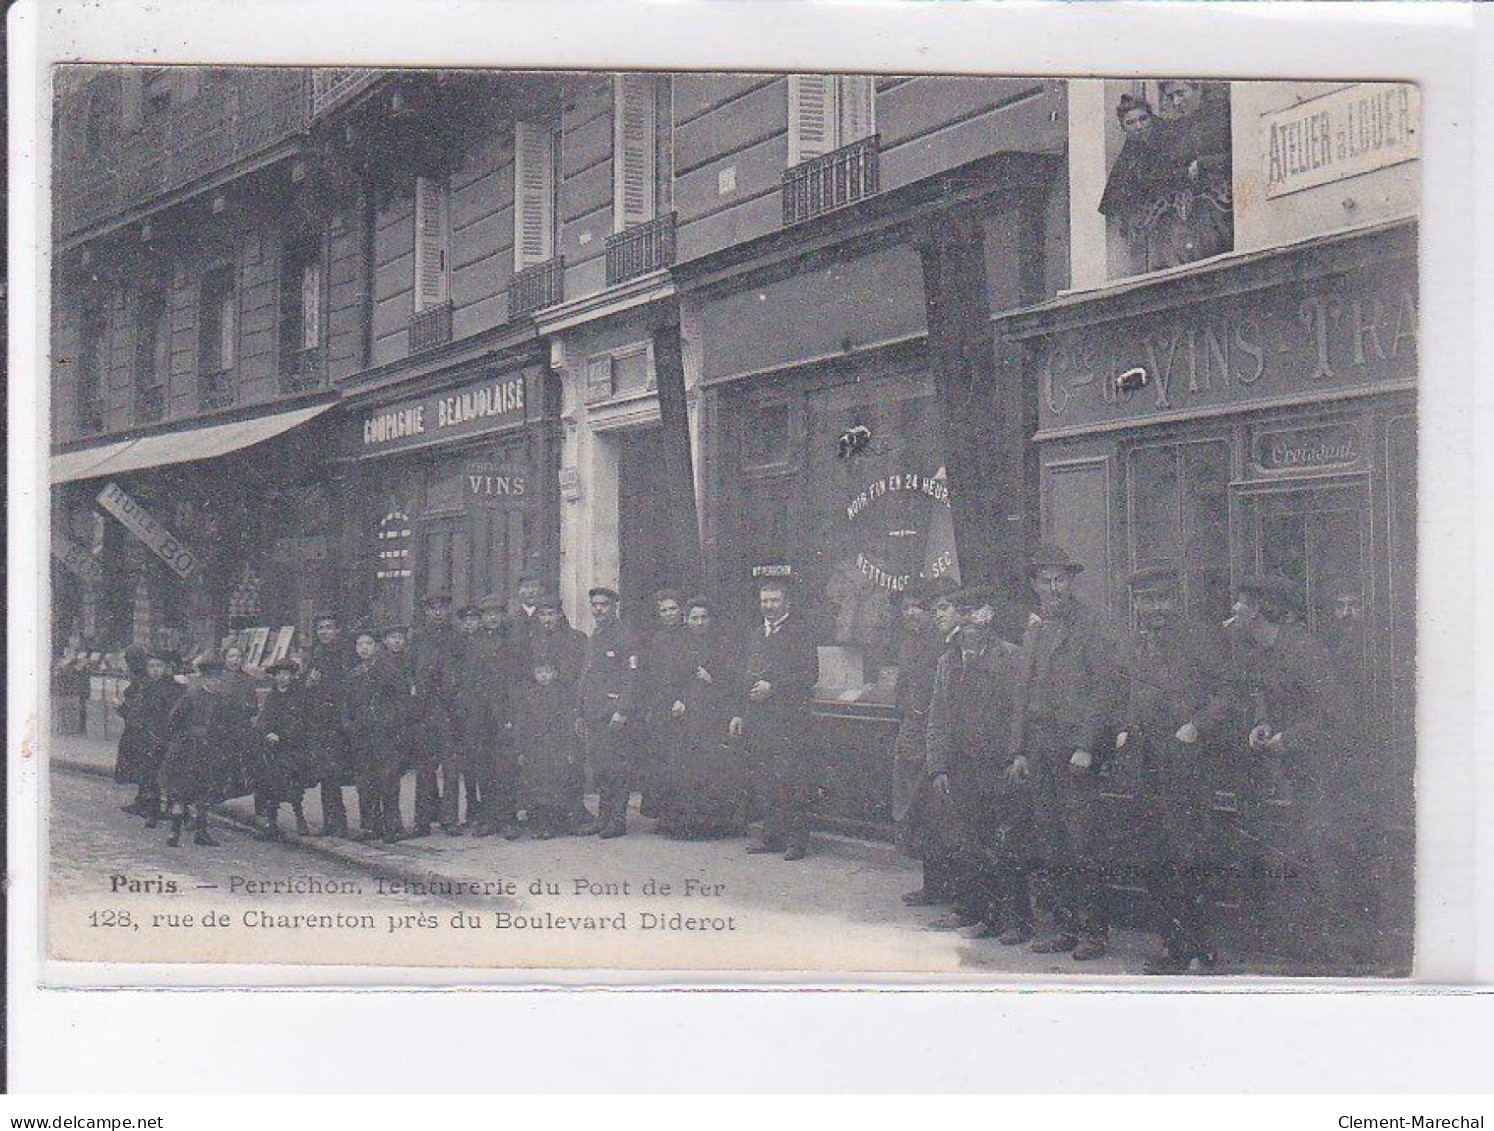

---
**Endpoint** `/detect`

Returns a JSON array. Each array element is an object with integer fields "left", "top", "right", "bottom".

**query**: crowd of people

[{"left": 97, "top": 545, "right": 1368, "bottom": 973}]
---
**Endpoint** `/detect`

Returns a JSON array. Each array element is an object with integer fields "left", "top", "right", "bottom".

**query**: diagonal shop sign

[{"left": 96, "top": 480, "right": 202, "bottom": 580}]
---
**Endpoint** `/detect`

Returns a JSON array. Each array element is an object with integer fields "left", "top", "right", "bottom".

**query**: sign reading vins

[{"left": 465, "top": 463, "right": 527, "bottom": 509}]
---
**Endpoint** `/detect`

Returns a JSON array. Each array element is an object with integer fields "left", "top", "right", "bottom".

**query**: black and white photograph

[{"left": 39, "top": 58, "right": 1424, "bottom": 980}]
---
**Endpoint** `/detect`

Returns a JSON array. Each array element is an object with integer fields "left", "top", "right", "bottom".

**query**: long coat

[
  {"left": 514, "top": 626, "right": 586, "bottom": 812},
  {"left": 578, "top": 617, "right": 642, "bottom": 774},
  {"left": 255, "top": 684, "right": 317, "bottom": 799},
  {"left": 737, "top": 613, "right": 818, "bottom": 791},
  {"left": 449, "top": 628, "right": 510, "bottom": 757},
  {"left": 303, "top": 637, "right": 354, "bottom": 782},
  {"left": 412, "top": 622, "right": 459, "bottom": 751},
  {"left": 346, "top": 650, "right": 419, "bottom": 777},
  {"left": 115, "top": 676, "right": 184, "bottom": 789},
  {"left": 643, "top": 625, "right": 694, "bottom": 798},
  {"left": 159, "top": 676, "right": 257, "bottom": 804},
  {"left": 890, "top": 625, "right": 950, "bottom": 827},
  {"left": 663, "top": 629, "right": 743, "bottom": 830},
  {"left": 925, "top": 638, "right": 1023, "bottom": 860}
]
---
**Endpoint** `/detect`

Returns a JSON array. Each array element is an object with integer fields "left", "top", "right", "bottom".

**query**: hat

[
  {"left": 195, "top": 658, "right": 227, "bottom": 675},
  {"left": 653, "top": 587, "right": 684, "bottom": 606},
  {"left": 264, "top": 658, "right": 300, "bottom": 675},
  {"left": 1127, "top": 564, "right": 1181, "bottom": 592},
  {"left": 456, "top": 605, "right": 481, "bottom": 619},
  {"left": 948, "top": 585, "right": 999, "bottom": 611},
  {"left": 1027, "top": 544, "right": 1085, "bottom": 576},
  {"left": 1236, "top": 574, "right": 1300, "bottom": 611},
  {"left": 381, "top": 623, "right": 410, "bottom": 638},
  {"left": 422, "top": 592, "right": 451, "bottom": 607},
  {"left": 477, "top": 593, "right": 506, "bottom": 611},
  {"left": 517, "top": 571, "right": 542, "bottom": 586},
  {"left": 588, "top": 586, "right": 621, "bottom": 602},
  {"left": 534, "top": 591, "right": 564, "bottom": 612},
  {"left": 312, "top": 611, "right": 339, "bottom": 625},
  {"left": 684, "top": 594, "right": 713, "bottom": 612},
  {"left": 1116, "top": 92, "right": 1154, "bottom": 120}
]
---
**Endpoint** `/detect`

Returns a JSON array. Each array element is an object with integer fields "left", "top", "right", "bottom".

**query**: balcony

[
  {"left": 55, "top": 69, "right": 312, "bottom": 241},
  {"left": 199, "top": 368, "right": 235, "bottom": 412},
  {"left": 508, "top": 256, "right": 565, "bottom": 318},
  {"left": 409, "top": 301, "right": 454, "bottom": 354},
  {"left": 782, "top": 135, "right": 881, "bottom": 226},
  {"left": 281, "top": 345, "right": 325, "bottom": 394},
  {"left": 605, "top": 213, "right": 676, "bottom": 286},
  {"left": 310, "top": 69, "right": 382, "bottom": 118},
  {"left": 134, "top": 384, "right": 166, "bottom": 426}
]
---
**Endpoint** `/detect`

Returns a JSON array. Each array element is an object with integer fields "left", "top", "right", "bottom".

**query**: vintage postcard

[{"left": 41, "top": 62, "right": 1422, "bottom": 980}]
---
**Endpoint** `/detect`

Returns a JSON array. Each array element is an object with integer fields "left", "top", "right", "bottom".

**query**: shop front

[
  {"left": 1000, "top": 219, "right": 1417, "bottom": 965},
  {"left": 335, "top": 351, "right": 558, "bottom": 625}
]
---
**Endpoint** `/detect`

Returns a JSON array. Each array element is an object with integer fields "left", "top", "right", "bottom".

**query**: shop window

[
  {"left": 1099, "top": 79, "right": 1233, "bottom": 274},
  {"left": 743, "top": 401, "right": 793, "bottom": 469},
  {"left": 1126, "top": 439, "right": 1231, "bottom": 623},
  {"left": 513, "top": 121, "right": 557, "bottom": 271},
  {"left": 76, "top": 302, "right": 107, "bottom": 435},
  {"left": 134, "top": 286, "right": 171, "bottom": 424},
  {"left": 1248, "top": 483, "right": 1367, "bottom": 641}
]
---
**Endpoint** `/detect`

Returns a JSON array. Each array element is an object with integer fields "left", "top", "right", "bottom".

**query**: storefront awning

[{"left": 50, "top": 401, "right": 335, "bottom": 485}]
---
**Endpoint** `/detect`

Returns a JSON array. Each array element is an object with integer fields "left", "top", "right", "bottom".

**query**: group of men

[
  {"left": 114, "top": 570, "right": 821, "bottom": 862},
  {"left": 890, "top": 544, "right": 1364, "bottom": 973}
]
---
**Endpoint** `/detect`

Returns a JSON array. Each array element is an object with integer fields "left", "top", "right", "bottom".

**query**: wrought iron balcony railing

[
  {"left": 310, "top": 69, "right": 382, "bottom": 118},
  {"left": 508, "top": 256, "right": 566, "bottom": 318},
  {"left": 55, "top": 69, "right": 313, "bottom": 239},
  {"left": 605, "top": 213, "right": 676, "bottom": 287},
  {"left": 281, "top": 345, "right": 326, "bottom": 393},
  {"left": 409, "top": 301, "right": 454, "bottom": 354},
  {"left": 782, "top": 135, "right": 881, "bottom": 226},
  {"left": 199, "top": 368, "right": 235, "bottom": 412},
  {"left": 134, "top": 384, "right": 166, "bottom": 425}
]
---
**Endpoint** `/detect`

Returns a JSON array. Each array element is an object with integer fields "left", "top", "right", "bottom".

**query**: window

[
  {"left": 198, "top": 265, "right": 236, "bottom": 375},
  {"left": 280, "top": 236, "right": 323, "bottom": 389},
  {"left": 1126, "top": 439, "right": 1232, "bottom": 623},
  {"left": 513, "top": 121, "right": 557, "bottom": 271},
  {"left": 135, "top": 286, "right": 170, "bottom": 423},
  {"left": 413, "top": 175, "right": 450, "bottom": 313},
  {"left": 613, "top": 74, "right": 659, "bottom": 231},
  {"left": 788, "top": 74, "right": 876, "bottom": 166},
  {"left": 76, "top": 302, "right": 107, "bottom": 434}
]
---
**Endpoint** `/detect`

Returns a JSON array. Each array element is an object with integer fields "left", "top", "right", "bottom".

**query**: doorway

[{"left": 616, "top": 425, "right": 675, "bottom": 632}]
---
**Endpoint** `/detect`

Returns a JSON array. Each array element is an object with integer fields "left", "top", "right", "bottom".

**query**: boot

[
  {"left": 144, "top": 801, "right": 161, "bottom": 830},
  {"left": 193, "top": 811, "right": 219, "bottom": 847},
  {"left": 293, "top": 806, "right": 311, "bottom": 837},
  {"left": 166, "top": 813, "right": 184, "bottom": 847}
]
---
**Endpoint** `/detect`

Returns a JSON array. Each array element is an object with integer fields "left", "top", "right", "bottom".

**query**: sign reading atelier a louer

[
  {"left": 361, "top": 373, "right": 527, "bottom": 456},
  {"left": 95, "top": 481, "right": 200, "bottom": 579},
  {"left": 1262, "top": 83, "right": 1419, "bottom": 199}
]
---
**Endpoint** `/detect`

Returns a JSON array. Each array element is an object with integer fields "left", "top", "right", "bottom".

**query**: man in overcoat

[
  {"left": 578, "top": 587, "right": 641, "bottom": 838},
  {"left": 303, "top": 612, "right": 354, "bottom": 837},
  {"left": 1006, "top": 544, "right": 1124, "bottom": 960},
  {"left": 731, "top": 570, "right": 818, "bottom": 861},
  {"left": 468, "top": 593, "right": 521, "bottom": 838},
  {"left": 1114, "top": 565, "right": 1235, "bottom": 973},
  {"left": 411, "top": 592, "right": 457, "bottom": 836},
  {"left": 443, "top": 605, "right": 488, "bottom": 835},
  {"left": 641, "top": 588, "right": 690, "bottom": 822}
]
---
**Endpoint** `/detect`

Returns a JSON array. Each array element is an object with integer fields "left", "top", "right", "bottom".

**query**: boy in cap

[{"left": 513, "top": 592, "right": 588, "bottom": 838}]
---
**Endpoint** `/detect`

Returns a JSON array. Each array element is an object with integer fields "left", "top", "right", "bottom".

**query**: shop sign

[
  {"left": 1263, "top": 84, "right": 1418, "bottom": 199},
  {"left": 52, "top": 527, "right": 104, "bottom": 585},
  {"left": 465, "top": 463, "right": 527, "bottom": 509},
  {"left": 96, "top": 481, "right": 200, "bottom": 580},
  {"left": 840, "top": 468, "right": 959, "bottom": 594},
  {"left": 360, "top": 373, "right": 526, "bottom": 456},
  {"left": 1036, "top": 260, "right": 1416, "bottom": 431},
  {"left": 1252, "top": 423, "right": 1361, "bottom": 472}
]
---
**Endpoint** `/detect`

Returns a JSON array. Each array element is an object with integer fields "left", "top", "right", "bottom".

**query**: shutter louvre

[
  {"left": 839, "top": 75, "right": 876, "bottom": 144},
  {"left": 413, "top": 176, "right": 450, "bottom": 312},
  {"left": 513, "top": 122, "right": 556, "bottom": 270},
  {"left": 301, "top": 259, "right": 321, "bottom": 349},
  {"left": 614, "top": 74, "right": 657, "bottom": 230},
  {"left": 788, "top": 73, "right": 838, "bottom": 166},
  {"left": 218, "top": 285, "right": 235, "bottom": 371}
]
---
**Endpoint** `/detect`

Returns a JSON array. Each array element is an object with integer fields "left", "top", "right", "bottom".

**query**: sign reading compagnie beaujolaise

[
  {"left": 96, "top": 481, "right": 201, "bottom": 579},
  {"left": 1263, "top": 83, "right": 1419, "bottom": 199},
  {"left": 361, "top": 374, "right": 526, "bottom": 455}
]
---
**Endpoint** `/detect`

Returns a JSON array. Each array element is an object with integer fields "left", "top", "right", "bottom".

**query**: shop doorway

[{"left": 616, "top": 425, "right": 675, "bottom": 632}]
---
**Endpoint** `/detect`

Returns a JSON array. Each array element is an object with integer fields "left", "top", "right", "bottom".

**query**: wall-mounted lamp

[
  {"left": 838, "top": 424, "right": 872, "bottom": 459},
  {"left": 1115, "top": 366, "right": 1149, "bottom": 394}
]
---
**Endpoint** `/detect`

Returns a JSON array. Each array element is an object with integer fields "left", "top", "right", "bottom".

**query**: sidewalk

[{"left": 47, "top": 731, "right": 1163, "bottom": 976}]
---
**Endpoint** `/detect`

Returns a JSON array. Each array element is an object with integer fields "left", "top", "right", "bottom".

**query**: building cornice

[
  {"left": 335, "top": 323, "right": 543, "bottom": 408},
  {"left": 532, "top": 270, "right": 676, "bottom": 336}
]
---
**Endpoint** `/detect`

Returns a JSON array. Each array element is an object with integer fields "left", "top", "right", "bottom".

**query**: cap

[
  {"left": 264, "top": 658, "right": 300, "bottom": 675},
  {"left": 352, "top": 626, "right": 380, "bottom": 642},
  {"left": 195, "top": 658, "right": 227, "bottom": 675},
  {"left": 1027, "top": 544, "right": 1085, "bottom": 576},
  {"left": 1127, "top": 564, "right": 1181, "bottom": 592},
  {"left": 456, "top": 604, "right": 481, "bottom": 619},
  {"left": 312, "top": 611, "right": 339, "bottom": 625},
  {"left": 684, "top": 594, "right": 713, "bottom": 613},
  {"left": 151, "top": 648, "right": 182, "bottom": 667},
  {"left": 517, "top": 571, "right": 542, "bottom": 586},
  {"left": 534, "top": 591, "right": 564, "bottom": 612},
  {"left": 948, "top": 585, "right": 999, "bottom": 611},
  {"left": 588, "top": 586, "right": 621, "bottom": 602},
  {"left": 653, "top": 587, "right": 684, "bottom": 606},
  {"left": 477, "top": 593, "right": 506, "bottom": 611},
  {"left": 380, "top": 623, "right": 410, "bottom": 638},
  {"left": 421, "top": 592, "right": 451, "bottom": 607}
]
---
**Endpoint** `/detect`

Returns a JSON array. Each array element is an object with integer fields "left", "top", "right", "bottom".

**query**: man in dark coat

[
  {"left": 641, "top": 587, "right": 690, "bottom": 823},
  {"left": 1115, "top": 566, "right": 1236, "bottom": 974},
  {"left": 1006, "top": 544, "right": 1124, "bottom": 960},
  {"left": 1228, "top": 573, "right": 1372, "bottom": 964},
  {"left": 731, "top": 570, "right": 819, "bottom": 861},
  {"left": 253, "top": 659, "right": 314, "bottom": 839},
  {"left": 578, "top": 586, "right": 641, "bottom": 838},
  {"left": 891, "top": 580, "right": 958, "bottom": 906},
  {"left": 468, "top": 593, "right": 521, "bottom": 838},
  {"left": 160, "top": 658, "right": 255, "bottom": 848},
  {"left": 513, "top": 592, "right": 588, "bottom": 838},
  {"left": 303, "top": 612, "right": 354, "bottom": 837},
  {"left": 923, "top": 586, "right": 1029, "bottom": 941},
  {"left": 344, "top": 628, "right": 395, "bottom": 841},
  {"left": 442, "top": 605, "right": 488, "bottom": 835},
  {"left": 122, "top": 651, "right": 185, "bottom": 827},
  {"left": 113, "top": 645, "right": 153, "bottom": 813},
  {"left": 410, "top": 592, "right": 457, "bottom": 836}
]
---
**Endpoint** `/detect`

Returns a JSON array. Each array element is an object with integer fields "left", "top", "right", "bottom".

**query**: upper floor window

[
  {"left": 513, "top": 121, "right": 557, "bottom": 270},
  {"left": 613, "top": 73, "right": 665, "bottom": 231},
  {"left": 135, "top": 285, "right": 171, "bottom": 424},
  {"left": 76, "top": 301, "right": 107, "bottom": 435},
  {"left": 413, "top": 174, "right": 451, "bottom": 313},
  {"left": 198, "top": 265, "right": 237, "bottom": 376},
  {"left": 280, "top": 234, "right": 323, "bottom": 390},
  {"left": 1098, "top": 79, "right": 1234, "bottom": 273},
  {"left": 787, "top": 74, "right": 876, "bottom": 167}
]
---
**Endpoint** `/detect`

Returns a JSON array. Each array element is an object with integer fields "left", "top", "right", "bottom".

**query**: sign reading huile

[
  {"left": 1262, "top": 83, "right": 1419, "bottom": 199},
  {"left": 96, "top": 481, "right": 201, "bottom": 579}
]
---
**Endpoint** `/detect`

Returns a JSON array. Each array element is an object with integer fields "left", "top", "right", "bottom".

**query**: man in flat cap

[
  {"left": 467, "top": 592, "right": 521, "bottom": 838},
  {"left": 923, "top": 585, "right": 1028, "bottom": 940},
  {"left": 1116, "top": 565, "right": 1234, "bottom": 974},
  {"left": 578, "top": 586, "right": 642, "bottom": 837},
  {"left": 1228, "top": 573, "right": 1372, "bottom": 963},
  {"left": 409, "top": 592, "right": 457, "bottom": 836},
  {"left": 641, "top": 587, "right": 690, "bottom": 823},
  {"left": 513, "top": 592, "right": 589, "bottom": 838},
  {"left": 1006, "top": 544, "right": 1124, "bottom": 960},
  {"left": 253, "top": 658, "right": 314, "bottom": 839},
  {"left": 444, "top": 605, "right": 491, "bottom": 836},
  {"left": 731, "top": 569, "right": 818, "bottom": 861},
  {"left": 890, "top": 578, "right": 958, "bottom": 906},
  {"left": 303, "top": 612, "right": 354, "bottom": 837}
]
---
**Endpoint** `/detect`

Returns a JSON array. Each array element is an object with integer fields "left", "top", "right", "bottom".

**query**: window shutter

[
  {"left": 413, "top": 175, "right": 450, "bottom": 312},
  {"left": 838, "top": 75, "right": 876, "bottom": 144},
  {"left": 613, "top": 74, "right": 657, "bottom": 230},
  {"left": 301, "top": 258, "right": 321, "bottom": 349},
  {"left": 218, "top": 284, "right": 235, "bottom": 371},
  {"left": 156, "top": 297, "right": 174, "bottom": 381},
  {"left": 788, "top": 73, "right": 838, "bottom": 166},
  {"left": 513, "top": 122, "right": 556, "bottom": 270}
]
